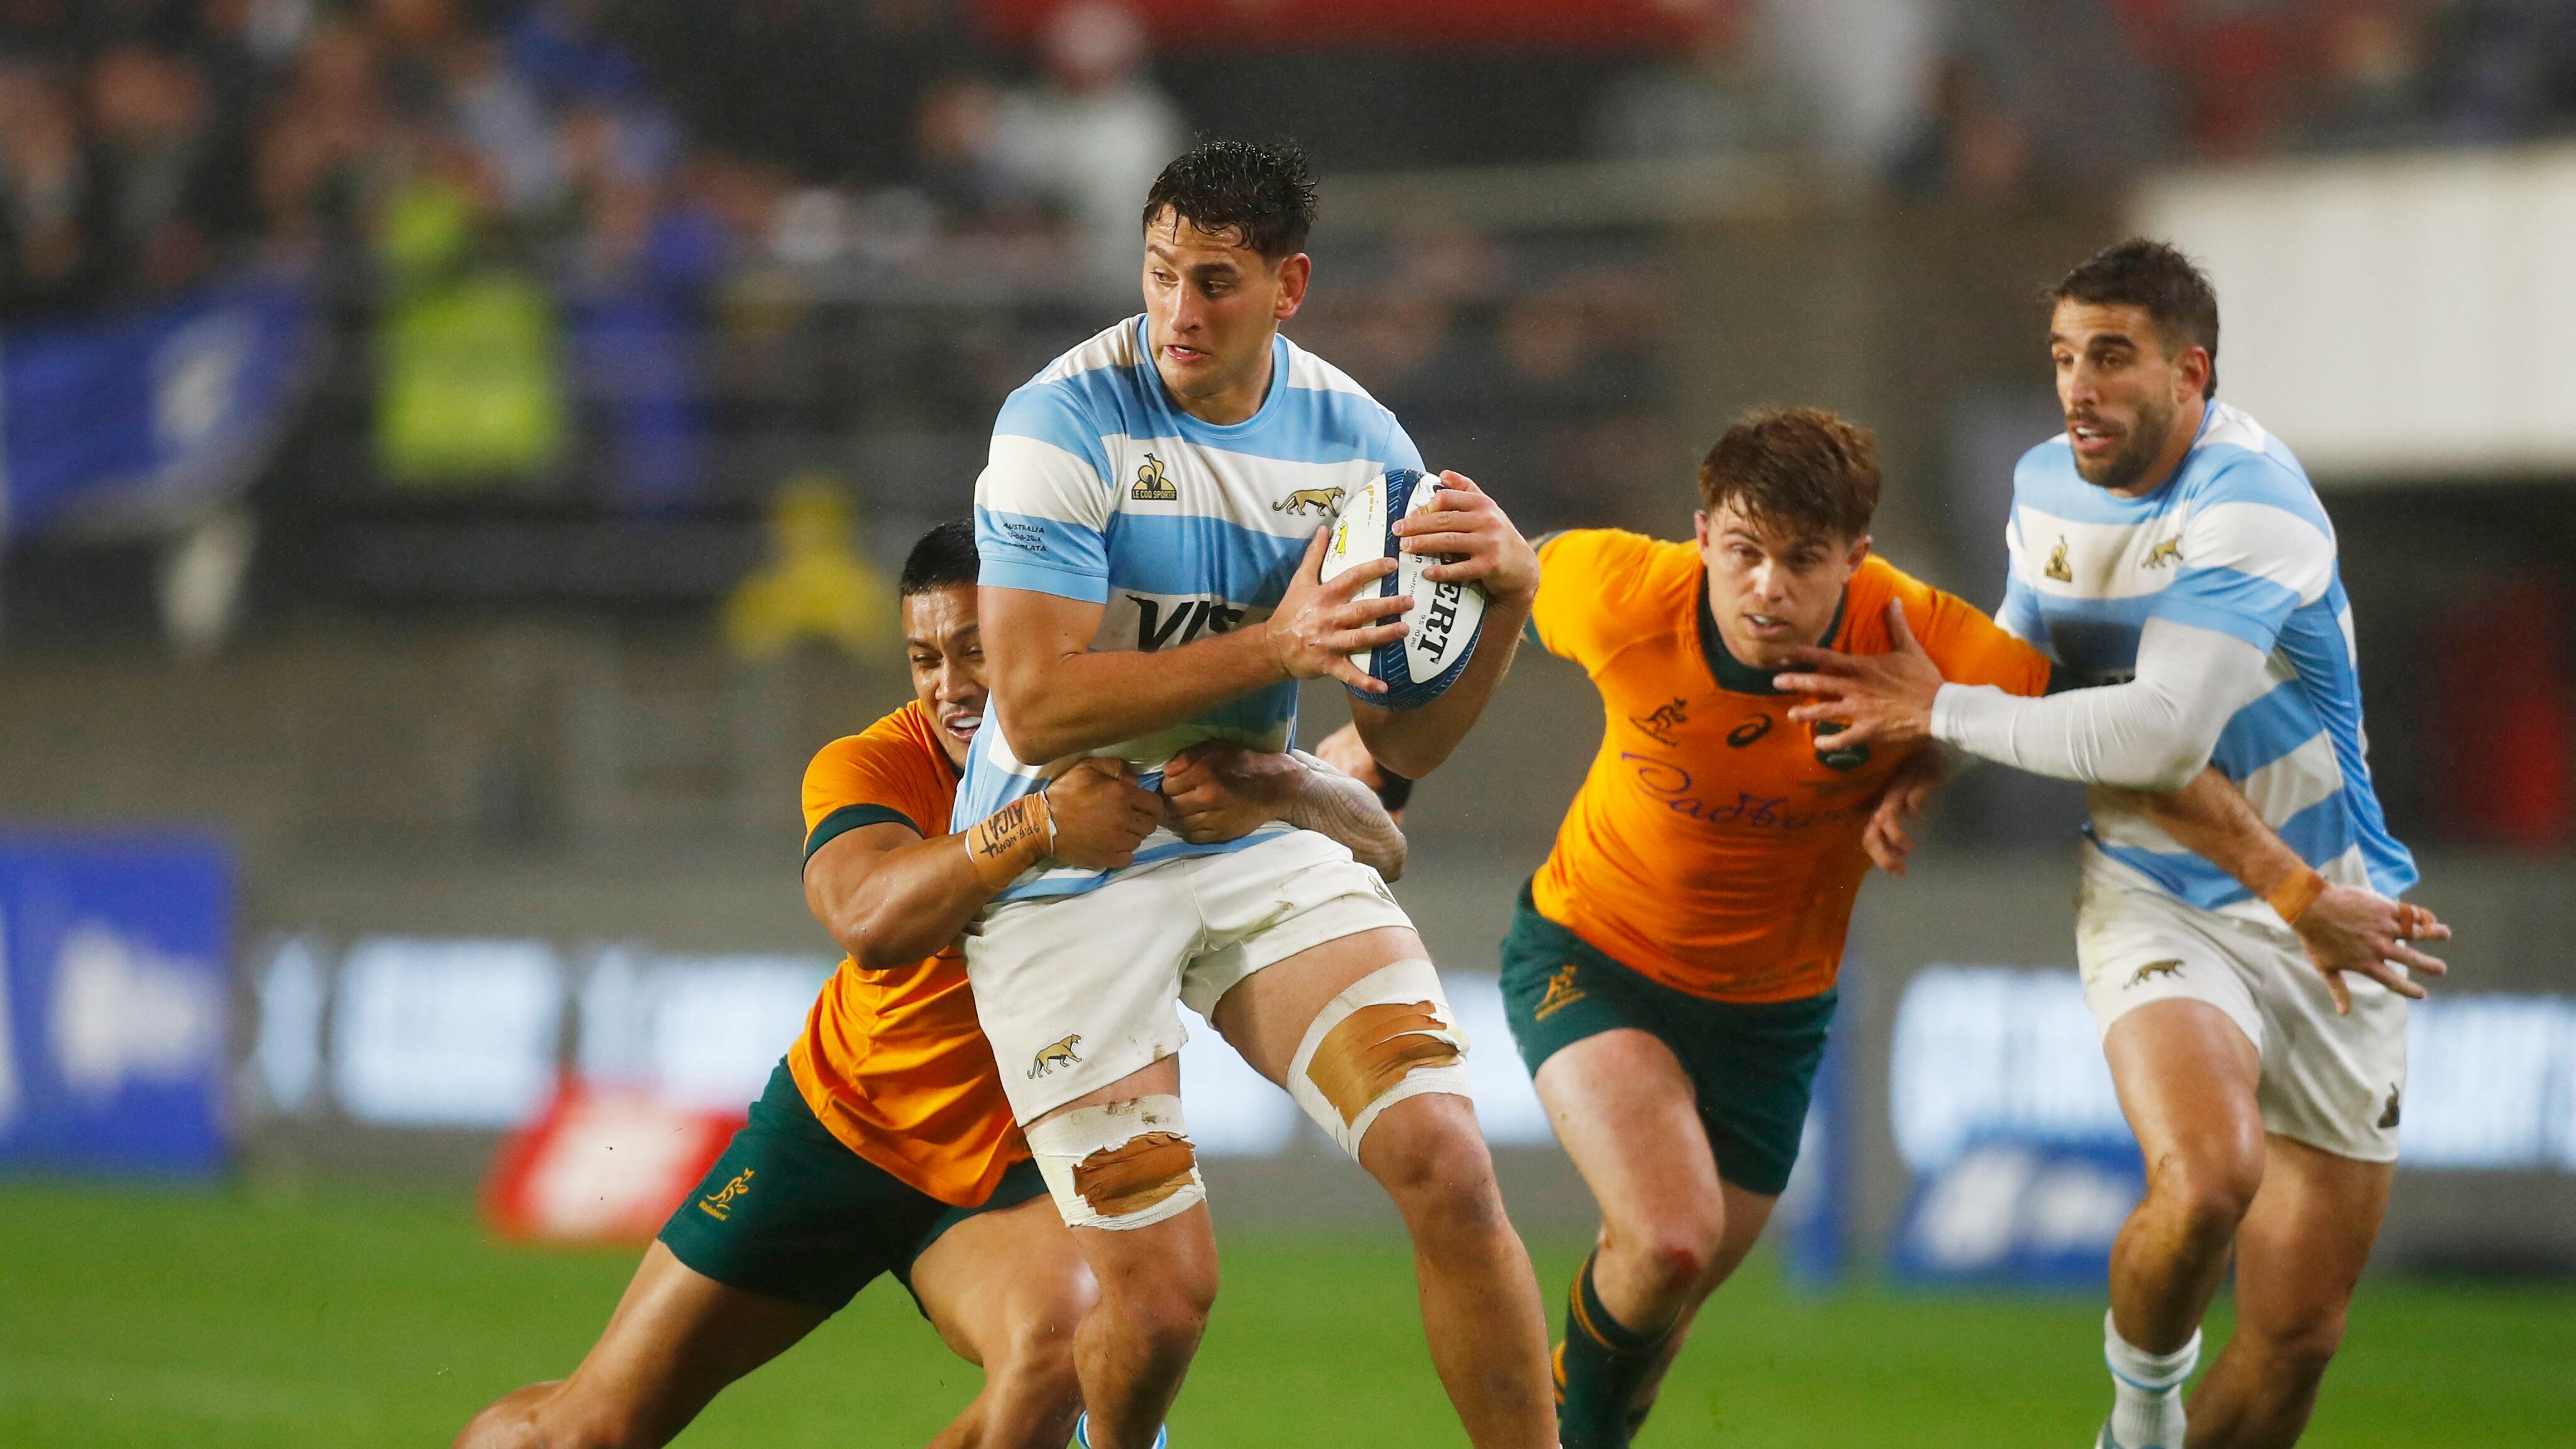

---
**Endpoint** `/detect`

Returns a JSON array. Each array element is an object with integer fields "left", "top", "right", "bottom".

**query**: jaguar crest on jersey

[{"left": 1274, "top": 486, "right": 1344, "bottom": 517}]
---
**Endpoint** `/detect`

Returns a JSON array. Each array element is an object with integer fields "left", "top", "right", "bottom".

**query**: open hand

[
  {"left": 2293, "top": 886, "right": 2451, "bottom": 1015},
  {"left": 1263, "top": 526, "right": 1412, "bottom": 693},
  {"left": 1042, "top": 758, "right": 1163, "bottom": 870},
  {"left": 1772, "top": 599, "right": 1943, "bottom": 751},
  {"left": 1392, "top": 471, "right": 1539, "bottom": 609},
  {"left": 1160, "top": 742, "right": 1300, "bottom": 844}
]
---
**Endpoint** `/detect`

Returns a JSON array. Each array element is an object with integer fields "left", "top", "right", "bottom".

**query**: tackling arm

[
  {"left": 803, "top": 761, "right": 1161, "bottom": 971},
  {"left": 1158, "top": 743, "right": 1408, "bottom": 881}
]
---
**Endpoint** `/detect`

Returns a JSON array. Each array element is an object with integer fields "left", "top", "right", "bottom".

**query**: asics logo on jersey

[
  {"left": 1727, "top": 713, "right": 1772, "bottom": 748},
  {"left": 1533, "top": 965, "right": 1587, "bottom": 1022},
  {"left": 1274, "top": 486, "right": 1344, "bottom": 517},
  {"left": 1131, "top": 595, "right": 1246, "bottom": 651},
  {"left": 696, "top": 1167, "right": 756, "bottom": 1221},
  {"left": 2143, "top": 536, "right": 2184, "bottom": 569},
  {"left": 2126, "top": 959, "right": 2185, "bottom": 988},
  {"left": 1029, "top": 1035, "right": 1083, "bottom": 1079},
  {"left": 1632, "top": 698, "right": 1690, "bottom": 747},
  {"left": 2047, "top": 536, "right": 2074, "bottom": 582},
  {"left": 1130, "top": 453, "right": 1177, "bottom": 501}
]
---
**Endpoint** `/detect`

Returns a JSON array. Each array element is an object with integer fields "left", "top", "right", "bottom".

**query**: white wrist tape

[
  {"left": 1286, "top": 958, "right": 1473, "bottom": 1160},
  {"left": 1022, "top": 1093, "right": 1205, "bottom": 1232}
]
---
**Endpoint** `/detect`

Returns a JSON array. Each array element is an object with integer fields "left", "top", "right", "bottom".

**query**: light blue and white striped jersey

[
  {"left": 957, "top": 315, "right": 1423, "bottom": 901},
  {"left": 1998, "top": 401, "right": 2416, "bottom": 912}
]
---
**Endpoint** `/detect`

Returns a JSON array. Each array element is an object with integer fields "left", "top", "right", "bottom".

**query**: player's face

[
  {"left": 902, "top": 585, "right": 987, "bottom": 769},
  {"left": 1696, "top": 505, "right": 1871, "bottom": 670},
  {"left": 2050, "top": 299, "right": 2208, "bottom": 495},
  {"left": 1141, "top": 207, "right": 1310, "bottom": 422}
]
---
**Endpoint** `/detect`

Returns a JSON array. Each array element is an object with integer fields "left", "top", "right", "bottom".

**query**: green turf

[{"left": 1, "top": 1181, "right": 2568, "bottom": 1447}]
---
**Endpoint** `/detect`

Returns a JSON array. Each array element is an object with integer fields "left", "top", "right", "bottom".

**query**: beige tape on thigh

[
  {"left": 1286, "top": 959, "right": 1473, "bottom": 1159},
  {"left": 1022, "top": 1094, "right": 1206, "bottom": 1231}
]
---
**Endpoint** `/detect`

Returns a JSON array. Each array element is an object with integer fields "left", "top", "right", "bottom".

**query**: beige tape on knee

[
  {"left": 1286, "top": 959, "right": 1474, "bottom": 1159},
  {"left": 1022, "top": 1094, "right": 1205, "bottom": 1232}
]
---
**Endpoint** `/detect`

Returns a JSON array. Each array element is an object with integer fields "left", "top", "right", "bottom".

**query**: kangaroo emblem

[
  {"left": 1029, "top": 1034, "right": 1083, "bottom": 1079},
  {"left": 696, "top": 1167, "right": 756, "bottom": 1221},
  {"left": 1532, "top": 964, "right": 1587, "bottom": 1022},
  {"left": 1131, "top": 454, "right": 1176, "bottom": 501},
  {"left": 1274, "top": 486, "right": 1345, "bottom": 517},
  {"left": 2125, "top": 959, "right": 2185, "bottom": 989},
  {"left": 1631, "top": 697, "right": 1689, "bottom": 747},
  {"left": 2046, "top": 536, "right": 2074, "bottom": 583},
  {"left": 2142, "top": 536, "right": 2183, "bottom": 569}
]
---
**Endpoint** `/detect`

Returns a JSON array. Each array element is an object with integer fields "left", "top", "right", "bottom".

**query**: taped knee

[
  {"left": 1024, "top": 1094, "right": 1206, "bottom": 1231},
  {"left": 1287, "top": 959, "right": 1473, "bottom": 1159}
]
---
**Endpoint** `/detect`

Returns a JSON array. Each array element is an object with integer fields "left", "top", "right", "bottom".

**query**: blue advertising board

[
  {"left": 0, "top": 278, "right": 314, "bottom": 539},
  {"left": 0, "top": 833, "right": 234, "bottom": 1175}
]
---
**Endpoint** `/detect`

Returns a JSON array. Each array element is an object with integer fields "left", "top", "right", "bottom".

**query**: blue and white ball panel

[
  {"left": 2003, "top": 402, "right": 2416, "bottom": 911},
  {"left": 959, "top": 316, "right": 1426, "bottom": 901},
  {"left": 1320, "top": 468, "right": 1490, "bottom": 711}
]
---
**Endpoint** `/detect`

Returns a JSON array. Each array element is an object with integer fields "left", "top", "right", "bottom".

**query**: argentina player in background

[
  {"left": 956, "top": 140, "right": 1559, "bottom": 1449},
  {"left": 1776, "top": 241, "right": 2451, "bottom": 1449}
]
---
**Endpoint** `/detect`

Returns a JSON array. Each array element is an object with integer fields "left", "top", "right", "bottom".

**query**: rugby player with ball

[{"left": 959, "top": 138, "right": 1557, "bottom": 1449}]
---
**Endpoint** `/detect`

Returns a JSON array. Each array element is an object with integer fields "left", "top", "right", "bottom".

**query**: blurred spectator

[
  {"left": 990, "top": 0, "right": 1183, "bottom": 281},
  {"left": 0, "top": 58, "right": 110, "bottom": 317},
  {"left": 1589, "top": 2, "right": 1801, "bottom": 161},
  {"left": 87, "top": 41, "right": 250, "bottom": 297}
]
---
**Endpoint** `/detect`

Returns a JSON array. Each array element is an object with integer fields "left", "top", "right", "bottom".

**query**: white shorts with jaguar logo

[{"left": 2075, "top": 844, "right": 2408, "bottom": 1163}]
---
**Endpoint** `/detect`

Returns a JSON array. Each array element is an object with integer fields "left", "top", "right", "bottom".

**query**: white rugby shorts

[
  {"left": 963, "top": 828, "right": 1415, "bottom": 1123},
  {"left": 2075, "top": 844, "right": 2407, "bottom": 1163}
]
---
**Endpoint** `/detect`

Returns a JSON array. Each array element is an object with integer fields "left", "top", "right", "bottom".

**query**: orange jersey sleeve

[
  {"left": 1529, "top": 529, "right": 1674, "bottom": 672},
  {"left": 1844, "top": 559, "right": 2054, "bottom": 698},
  {"left": 787, "top": 702, "right": 1025, "bottom": 1206}
]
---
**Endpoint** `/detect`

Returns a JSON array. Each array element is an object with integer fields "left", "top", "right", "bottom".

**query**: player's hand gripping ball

[{"left": 1320, "top": 468, "right": 1490, "bottom": 710}]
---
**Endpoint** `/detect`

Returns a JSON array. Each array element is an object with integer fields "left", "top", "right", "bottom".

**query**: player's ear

[
  {"left": 1845, "top": 532, "right": 1873, "bottom": 571},
  {"left": 1273, "top": 253, "right": 1312, "bottom": 320},
  {"left": 1692, "top": 510, "right": 1711, "bottom": 550}
]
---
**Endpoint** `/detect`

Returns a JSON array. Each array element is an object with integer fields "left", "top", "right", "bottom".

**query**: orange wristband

[
  {"left": 964, "top": 792, "right": 1055, "bottom": 890},
  {"left": 2264, "top": 864, "right": 2328, "bottom": 926}
]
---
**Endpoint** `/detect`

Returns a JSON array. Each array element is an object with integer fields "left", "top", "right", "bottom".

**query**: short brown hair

[
  {"left": 2047, "top": 239, "right": 2220, "bottom": 399},
  {"left": 1696, "top": 407, "right": 1880, "bottom": 543}
]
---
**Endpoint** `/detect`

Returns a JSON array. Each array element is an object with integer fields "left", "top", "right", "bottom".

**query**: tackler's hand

[
  {"left": 1772, "top": 600, "right": 1943, "bottom": 751},
  {"left": 1160, "top": 742, "right": 1300, "bottom": 844},
  {"left": 1043, "top": 759, "right": 1162, "bottom": 871}
]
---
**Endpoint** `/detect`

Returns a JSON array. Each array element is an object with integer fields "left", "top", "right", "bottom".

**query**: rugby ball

[{"left": 1320, "top": 468, "right": 1490, "bottom": 711}]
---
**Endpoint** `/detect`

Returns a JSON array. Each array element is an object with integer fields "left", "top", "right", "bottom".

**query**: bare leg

[
  {"left": 1534, "top": 1028, "right": 1776, "bottom": 1421},
  {"left": 2104, "top": 1000, "right": 2268, "bottom": 1354},
  {"left": 452, "top": 1242, "right": 826, "bottom": 1449},
  {"left": 2185, "top": 1136, "right": 2391, "bottom": 1449},
  {"left": 1213, "top": 926, "right": 1556, "bottom": 1449},
  {"left": 911, "top": 1196, "right": 1100, "bottom": 1449},
  {"left": 1028, "top": 1055, "right": 1220, "bottom": 1449}
]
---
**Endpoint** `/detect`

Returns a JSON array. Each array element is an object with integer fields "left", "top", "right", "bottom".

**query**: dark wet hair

[
  {"left": 2048, "top": 239, "right": 2221, "bottom": 399},
  {"left": 1141, "top": 138, "right": 1318, "bottom": 262},
  {"left": 899, "top": 520, "right": 978, "bottom": 596}
]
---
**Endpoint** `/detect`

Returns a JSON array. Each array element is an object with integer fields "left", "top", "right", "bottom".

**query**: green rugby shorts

[{"left": 1499, "top": 881, "right": 1835, "bottom": 1196}]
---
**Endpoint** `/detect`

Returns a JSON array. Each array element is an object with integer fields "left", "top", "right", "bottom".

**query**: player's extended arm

[
  {"left": 1778, "top": 607, "right": 2274, "bottom": 791},
  {"left": 1348, "top": 474, "right": 1542, "bottom": 779},
  {"left": 2105, "top": 768, "right": 2451, "bottom": 1013},
  {"left": 802, "top": 760, "right": 1161, "bottom": 970},
  {"left": 1159, "top": 742, "right": 1408, "bottom": 881},
  {"left": 981, "top": 527, "right": 1411, "bottom": 764}
]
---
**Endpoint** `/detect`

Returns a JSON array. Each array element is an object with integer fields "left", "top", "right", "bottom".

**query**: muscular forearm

[
  {"left": 1351, "top": 596, "right": 1530, "bottom": 778},
  {"left": 809, "top": 833, "right": 998, "bottom": 971},
  {"left": 1930, "top": 619, "right": 2270, "bottom": 790},
  {"left": 1278, "top": 756, "right": 1408, "bottom": 881},
  {"left": 995, "top": 622, "right": 1283, "bottom": 763},
  {"left": 2109, "top": 768, "right": 2309, "bottom": 902}
]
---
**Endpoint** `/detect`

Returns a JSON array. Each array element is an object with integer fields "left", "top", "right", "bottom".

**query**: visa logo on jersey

[{"left": 1122, "top": 593, "right": 1248, "bottom": 651}]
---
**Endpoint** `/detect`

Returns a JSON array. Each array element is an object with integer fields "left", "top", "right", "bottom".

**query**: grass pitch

[{"left": 1, "top": 1180, "right": 2568, "bottom": 1447}]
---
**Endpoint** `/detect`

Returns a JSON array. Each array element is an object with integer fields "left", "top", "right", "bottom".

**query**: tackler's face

[
  {"left": 1141, "top": 206, "right": 1309, "bottom": 416},
  {"left": 1696, "top": 504, "right": 1871, "bottom": 672},
  {"left": 902, "top": 585, "right": 987, "bottom": 769}
]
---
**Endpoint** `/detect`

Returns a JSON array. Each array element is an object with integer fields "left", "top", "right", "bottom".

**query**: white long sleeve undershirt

[{"left": 1929, "top": 617, "right": 2274, "bottom": 791}]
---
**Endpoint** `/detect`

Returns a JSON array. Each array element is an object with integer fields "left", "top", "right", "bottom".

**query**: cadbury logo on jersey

[{"left": 1127, "top": 594, "right": 1246, "bottom": 651}]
